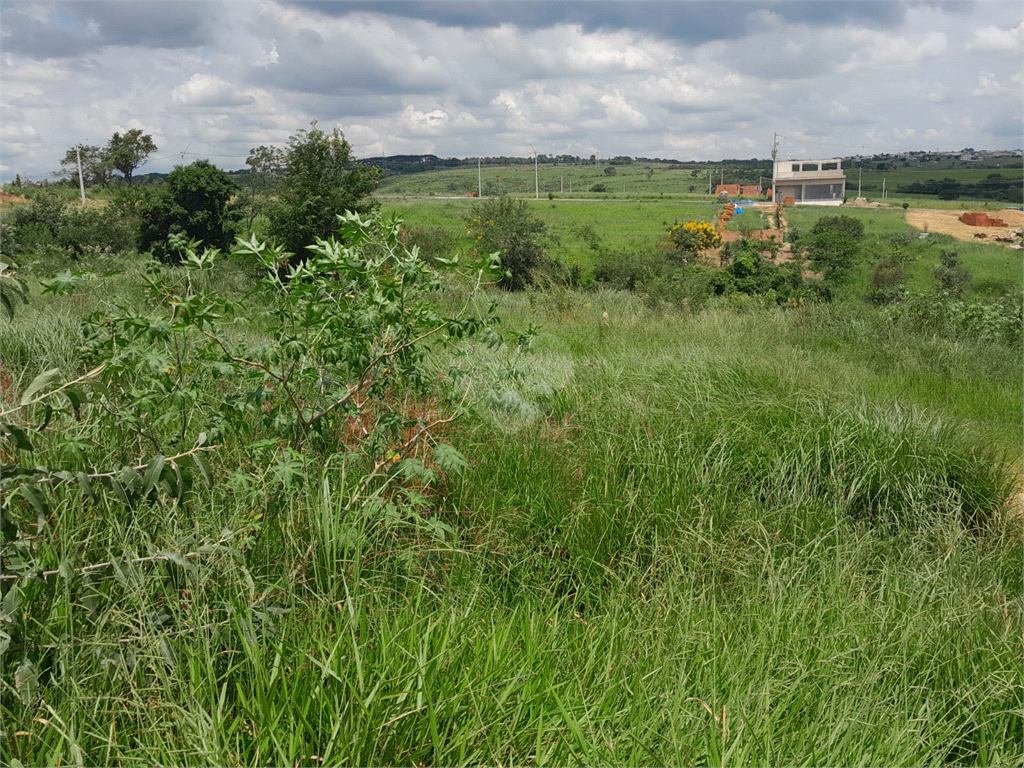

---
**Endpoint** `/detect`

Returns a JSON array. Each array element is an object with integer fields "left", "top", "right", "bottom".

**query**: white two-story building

[{"left": 772, "top": 158, "right": 846, "bottom": 205}]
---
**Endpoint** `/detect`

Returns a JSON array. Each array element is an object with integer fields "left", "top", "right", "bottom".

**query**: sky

[{"left": 1, "top": 0, "right": 1021, "bottom": 181}]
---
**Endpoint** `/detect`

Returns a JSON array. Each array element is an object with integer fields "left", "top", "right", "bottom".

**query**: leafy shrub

[
  {"left": 4, "top": 192, "right": 136, "bottom": 262},
  {"left": 811, "top": 215, "right": 865, "bottom": 241},
  {"left": 866, "top": 252, "right": 909, "bottom": 305},
  {"left": 138, "top": 160, "right": 239, "bottom": 263},
  {"left": 405, "top": 226, "right": 458, "bottom": 264},
  {"left": 807, "top": 230, "right": 860, "bottom": 283},
  {"left": 892, "top": 290, "right": 1022, "bottom": 346},
  {"left": 593, "top": 247, "right": 672, "bottom": 291},
  {"left": 465, "top": 196, "right": 549, "bottom": 291},
  {"left": 933, "top": 249, "right": 971, "bottom": 297}
]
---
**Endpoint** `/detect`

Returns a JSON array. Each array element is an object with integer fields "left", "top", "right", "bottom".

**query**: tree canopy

[
  {"left": 267, "top": 122, "right": 382, "bottom": 257},
  {"left": 106, "top": 129, "right": 158, "bottom": 184},
  {"left": 138, "top": 160, "right": 238, "bottom": 261},
  {"left": 59, "top": 144, "right": 113, "bottom": 187}
]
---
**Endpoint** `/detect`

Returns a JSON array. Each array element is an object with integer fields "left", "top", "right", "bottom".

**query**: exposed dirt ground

[{"left": 905, "top": 208, "right": 1024, "bottom": 248}]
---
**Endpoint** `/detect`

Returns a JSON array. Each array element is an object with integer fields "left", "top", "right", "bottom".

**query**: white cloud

[
  {"left": 967, "top": 22, "right": 1023, "bottom": 53},
  {"left": 1, "top": 1, "right": 1022, "bottom": 181},
  {"left": 599, "top": 92, "right": 648, "bottom": 129},
  {"left": 172, "top": 74, "right": 254, "bottom": 107},
  {"left": 401, "top": 105, "right": 450, "bottom": 133},
  {"left": 839, "top": 30, "right": 947, "bottom": 72},
  {"left": 974, "top": 70, "right": 1022, "bottom": 97},
  {"left": 829, "top": 101, "right": 850, "bottom": 118}
]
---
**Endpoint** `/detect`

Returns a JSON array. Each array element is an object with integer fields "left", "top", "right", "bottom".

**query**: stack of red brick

[
  {"left": 960, "top": 212, "right": 1008, "bottom": 227},
  {"left": 714, "top": 184, "right": 763, "bottom": 198}
]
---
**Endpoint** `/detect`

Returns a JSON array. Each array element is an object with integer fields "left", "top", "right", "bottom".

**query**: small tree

[
  {"left": 934, "top": 250, "right": 971, "bottom": 297},
  {"left": 59, "top": 144, "right": 112, "bottom": 187},
  {"left": 268, "top": 121, "right": 382, "bottom": 258},
  {"left": 106, "top": 129, "right": 157, "bottom": 184},
  {"left": 243, "top": 145, "right": 284, "bottom": 232},
  {"left": 465, "top": 196, "right": 548, "bottom": 291},
  {"left": 807, "top": 230, "right": 860, "bottom": 283},
  {"left": 808, "top": 215, "right": 865, "bottom": 283},
  {"left": 138, "top": 160, "right": 238, "bottom": 261}
]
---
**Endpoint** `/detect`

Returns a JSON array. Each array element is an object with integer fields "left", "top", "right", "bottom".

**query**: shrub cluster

[
  {"left": 891, "top": 289, "right": 1022, "bottom": 347},
  {"left": 805, "top": 215, "right": 865, "bottom": 283},
  {"left": 595, "top": 239, "right": 826, "bottom": 310},
  {"left": 1, "top": 193, "right": 137, "bottom": 265},
  {"left": 465, "top": 196, "right": 551, "bottom": 291}
]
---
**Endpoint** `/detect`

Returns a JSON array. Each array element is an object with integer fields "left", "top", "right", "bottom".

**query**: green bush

[
  {"left": 593, "top": 247, "right": 672, "bottom": 291},
  {"left": 812, "top": 215, "right": 865, "bottom": 241},
  {"left": 807, "top": 229, "right": 860, "bottom": 282},
  {"left": 404, "top": 226, "right": 458, "bottom": 264},
  {"left": 5, "top": 192, "right": 136, "bottom": 262},
  {"left": 934, "top": 249, "right": 972, "bottom": 297},
  {"left": 138, "top": 160, "right": 239, "bottom": 262},
  {"left": 465, "top": 196, "right": 549, "bottom": 291},
  {"left": 893, "top": 290, "right": 1022, "bottom": 346},
  {"left": 866, "top": 250, "right": 911, "bottom": 305}
]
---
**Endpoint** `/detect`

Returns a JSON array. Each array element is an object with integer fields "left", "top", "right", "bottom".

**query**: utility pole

[
  {"left": 770, "top": 132, "right": 782, "bottom": 206},
  {"left": 858, "top": 166, "right": 862, "bottom": 198},
  {"left": 478, "top": 157, "right": 482, "bottom": 198},
  {"left": 560, "top": 174, "right": 563, "bottom": 194},
  {"left": 533, "top": 146, "right": 539, "bottom": 199},
  {"left": 76, "top": 146, "right": 86, "bottom": 205},
  {"left": 708, "top": 170, "right": 711, "bottom": 195},
  {"left": 882, "top": 176, "right": 886, "bottom": 199}
]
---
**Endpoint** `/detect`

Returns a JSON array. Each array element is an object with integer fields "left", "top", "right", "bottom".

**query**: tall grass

[{"left": 2, "top": 257, "right": 1021, "bottom": 766}]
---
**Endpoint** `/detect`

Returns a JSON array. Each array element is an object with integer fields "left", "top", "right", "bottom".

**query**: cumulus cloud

[
  {"left": 1, "top": 0, "right": 1021, "bottom": 182},
  {"left": 172, "top": 74, "right": 255, "bottom": 107},
  {"left": 967, "top": 22, "right": 1023, "bottom": 53}
]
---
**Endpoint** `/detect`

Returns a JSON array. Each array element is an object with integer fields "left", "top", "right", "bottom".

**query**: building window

[
  {"left": 821, "top": 162, "right": 838, "bottom": 170},
  {"left": 791, "top": 164, "right": 800, "bottom": 172},
  {"left": 801, "top": 163, "right": 819, "bottom": 171}
]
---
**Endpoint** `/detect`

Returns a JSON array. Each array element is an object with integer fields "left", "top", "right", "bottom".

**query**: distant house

[{"left": 772, "top": 158, "right": 845, "bottom": 205}]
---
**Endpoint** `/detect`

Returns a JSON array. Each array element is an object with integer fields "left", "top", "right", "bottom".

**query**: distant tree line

[
  {"left": 358, "top": 153, "right": 774, "bottom": 178},
  {"left": 896, "top": 176, "right": 1023, "bottom": 203}
]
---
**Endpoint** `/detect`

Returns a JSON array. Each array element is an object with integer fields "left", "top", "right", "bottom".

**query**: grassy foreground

[{"left": 1, "top": 241, "right": 1022, "bottom": 767}]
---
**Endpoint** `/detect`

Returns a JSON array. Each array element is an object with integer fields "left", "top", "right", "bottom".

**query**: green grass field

[
  {"left": 377, "top": 162, "right": 763, "bottom": 198},
  {"left": 385, "top": 198, "right": 720, "bottom": 271},
  {"left": 2, "top": 198, "right": 1022, "bottom": 766},
  {"left": 374, "top": 157, "right": 1022, "bottom": 209}
]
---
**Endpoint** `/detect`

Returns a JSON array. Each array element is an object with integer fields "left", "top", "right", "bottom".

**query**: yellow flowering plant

[{"left": 668, "top": 220, "right": 721, "bottom": 252}]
